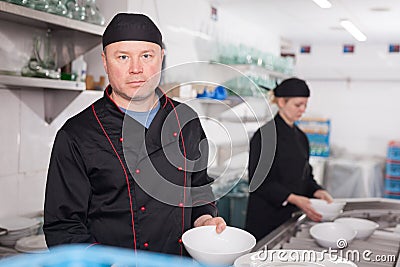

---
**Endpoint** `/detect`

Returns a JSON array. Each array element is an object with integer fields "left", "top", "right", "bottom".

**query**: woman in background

[{"left": 245, "top": 77, "right": 333, "bottom": 241}]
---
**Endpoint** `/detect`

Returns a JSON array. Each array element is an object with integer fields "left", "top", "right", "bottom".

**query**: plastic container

[
  {"left": 295, "top": 119, "right": 330, "bottom": 157},
  {"left": 384, "top": 192, "right": 400, "bottom": 199},
  {"left": 387, "top": 141, "right": 400, "bottom": 161},
  {"left": 386, "top": 160, "right": 400, "bottom": 177},
  {"left": 0, "top": 244, "right": 210, "bottom": 267},
  {"left": 384, "top": 178, "right": 400, "bottom": 192},
  {"left": 71, "top": 55, "right": 87, "bottom": 82},
  {"left": 384, "top": 176, "right": 400, "bottom": 199}
]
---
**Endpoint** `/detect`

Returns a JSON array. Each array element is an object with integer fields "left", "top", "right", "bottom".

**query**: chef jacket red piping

[
  {"left": 159, "top": 88, "right": 186, "bottom": 256},
  {"left": 167, "top": 97, "right": 187, "bottom": 256},
  {"left": 91, "top": 104, "right": 137, "bottom": 252},
  {"left": 105, "top": 85, "right": 124, "bottom": 113}
]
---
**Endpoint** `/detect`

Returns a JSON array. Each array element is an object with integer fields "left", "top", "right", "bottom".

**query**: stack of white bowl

[
  {"left": 310, "top": 199, "right": 346, "bottom": 221},
  {"left": 0, "top": 217, "right": 40, "bottom": 247}
]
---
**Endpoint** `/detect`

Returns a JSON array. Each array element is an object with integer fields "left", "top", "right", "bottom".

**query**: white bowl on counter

[
  {"left": 309, "top": 222, "right": 357, "bottom": 249},
  {"left": 182, "top": 226, "right": 256, "bottom": 266},
  {"left": 334, "top": 217, "right": 379, "bottom": 240}
]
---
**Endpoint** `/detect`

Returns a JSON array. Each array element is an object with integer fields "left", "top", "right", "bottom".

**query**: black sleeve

[
  {"left": 44, "top": 129, "right": 96, "bottom": 247},
  {"left": 249, "top": 125, "right": 292, "bottom": 207},
  {"left": 189, "top": 119, "right": 217, "bottom": 224},
  {"left": 303, "top": 136, "right": 323, "bottom": 197}
]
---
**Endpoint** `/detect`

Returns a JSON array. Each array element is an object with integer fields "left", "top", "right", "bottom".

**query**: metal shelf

[
  {"left": 0, "top": 2, "right": 104, "bottom": 68},
  {"left": 0, "top": 1, "right": 104, "bottom": 35},
  {"left": 0, "top": 74, "right": 85, "bottom": 91},
  {"left": 205, "top": 62, "right": 289, "bottom": 87},
  {"left": 0, "top": 2, "right": 105, "bottom": 123}
]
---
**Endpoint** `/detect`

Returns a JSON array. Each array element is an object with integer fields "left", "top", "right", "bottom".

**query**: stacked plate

[
  {"left": 0, "top": 217, "right": 40, "bottom": 247},
  {"left": 15, "top": 234, "right": 48, "bottom": 253}
]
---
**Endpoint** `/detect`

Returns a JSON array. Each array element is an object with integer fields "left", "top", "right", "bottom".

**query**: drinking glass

[
  {"left": 85, "top": 0, "right": 105, "bottom": 25},
  {"left": 47, "top": 0, "right": 68, "bottom": 16}
]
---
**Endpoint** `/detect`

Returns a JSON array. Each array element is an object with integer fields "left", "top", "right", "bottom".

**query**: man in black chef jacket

[
  {"left": 245, "top": 78, "right": 333, "bottom": 241},
  {"left": 44, "top": 13, "right": 226, "bottom": 255}
]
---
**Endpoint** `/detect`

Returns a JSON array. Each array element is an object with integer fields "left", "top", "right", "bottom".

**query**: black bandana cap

[
  {"left": 102, "top": 13, "right": 162, "bottom": 49},
  {"left": 273, "top": 77, "right": 310, "bottom": 97}
]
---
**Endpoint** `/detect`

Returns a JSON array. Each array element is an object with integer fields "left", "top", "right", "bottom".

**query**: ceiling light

[
  {"left": 312, "top": 0, "right": 332, "bottom": 8},
  {"left": 340, "top": 20, "right": 367, "bottom": 42}
]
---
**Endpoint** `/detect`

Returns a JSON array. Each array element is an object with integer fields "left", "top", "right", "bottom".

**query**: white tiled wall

[
  {"left": 0, "top": 87, "right": 102, "bottom": 217},
  {"left": 0, "top": 89, "right": 20, "bottom": 177},
  {"left": 18, "top": 171, "right": 48, "bottom": 216},
  {"left": 19, "top": 89, "right": 51, "bottom": 173},
  {"left": 0, "top": 174, "right": 20, "bottom": 218}
]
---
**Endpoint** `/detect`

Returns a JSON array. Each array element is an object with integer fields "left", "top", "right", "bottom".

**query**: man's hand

[
  {"left": 194, "top": 215, "right": 227, "bottom": 233},
  {"left": 313, "top": 189, "right": 333, "bottom": 203},
  {"left": 287, "top": 193, "right": 322, "bottom": 222}
]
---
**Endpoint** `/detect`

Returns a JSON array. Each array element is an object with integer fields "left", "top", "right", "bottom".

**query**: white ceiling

[{"left": 218, "top": 0, "right": 400, "bottom": 45}]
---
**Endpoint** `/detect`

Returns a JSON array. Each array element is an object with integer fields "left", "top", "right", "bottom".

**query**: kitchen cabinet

[{"left": 0, "top": 1, "right": 104, "bottom": 123}]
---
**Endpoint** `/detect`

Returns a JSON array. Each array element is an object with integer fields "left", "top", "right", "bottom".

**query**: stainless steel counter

[{"left": 253, "top": 198, "right": 400, "bottom": 267}]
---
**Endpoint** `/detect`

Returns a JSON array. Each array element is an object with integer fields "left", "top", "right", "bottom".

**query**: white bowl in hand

[
  {"left": 182, "top": 226, "right": 256, "bottom": 266},
  {"left": 310, "top": 199, "right": 346, "bottom": 213},
  {"left": 335, "top": 217, "right": 379, "bottom": 240},
  {"left": 319, "top": 210, "right": 342, "bottom": 222},
  {"left": 310, "top": 222, "right": 357, "bottom": 249}
]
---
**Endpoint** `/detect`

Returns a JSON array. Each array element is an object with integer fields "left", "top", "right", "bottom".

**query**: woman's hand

[
  {"left": 313, "top": 189, "right": 333, "bottom": 203},
  {"left": 287, "top": 194, "right": 322, "bottom": 222},
  {"left": 194, "top": 215, "right": 227, "bottom": 233}
]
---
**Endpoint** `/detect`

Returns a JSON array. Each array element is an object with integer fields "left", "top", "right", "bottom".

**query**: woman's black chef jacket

[
  {"left": 245, "top": 113, "right": 322, "bottom": 241},
  {"left": 44, "top": 86, "right": 217, "bottom": 255}
]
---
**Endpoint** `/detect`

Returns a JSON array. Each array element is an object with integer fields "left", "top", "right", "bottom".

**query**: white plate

[
  {"left": 15, "top": 234, "right": 48, "bottom": 253},
  {"left": 234, "top": 250, "right": 357, "bottom": 267},
  {"left": 0, "top": 217, "right": 39, "bottom": 232}
]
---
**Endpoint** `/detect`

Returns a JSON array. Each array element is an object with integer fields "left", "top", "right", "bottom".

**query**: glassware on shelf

[
  {"left": 63, "top": 0, "right": 86, "bottom": 21},
  {"left": 4, "top": 0, "right": 28, "bottom": 5},
  {"left": 66, "top": 0, "right": 86, "bottom": 21},
  {"left": 85, "top": 0, "right": 105, "bottom": 25},
  {"left": 27, "top": 0, "right": 49, "bottom": 11},
  {"left": 47, "top": 0, "right": 68, "bottom": 16},
  {"left": 21, "top": 31, "right": 60, "bottom": 79}
]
